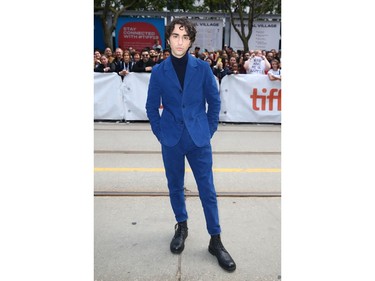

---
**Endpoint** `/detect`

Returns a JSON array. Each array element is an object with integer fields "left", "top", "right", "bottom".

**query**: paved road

[{"left": 94, "top": 122, "right": 281, "bottom": 281}]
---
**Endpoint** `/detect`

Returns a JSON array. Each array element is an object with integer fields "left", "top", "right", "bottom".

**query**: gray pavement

[{"left": 94, "top": 122, "right": 281, "bottom": 281}]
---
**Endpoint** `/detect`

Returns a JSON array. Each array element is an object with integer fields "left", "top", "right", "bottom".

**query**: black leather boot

[
  {"left": 208, "top": 234, "right": 236, "bottom": 272},
  {"left": 170, "top": 221, "right": 188, "bottom": 254}
]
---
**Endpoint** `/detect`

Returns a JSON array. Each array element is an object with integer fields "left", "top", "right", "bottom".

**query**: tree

[
  {"left": 94, "top": 0, "right": 280, "bottom": 52},
  {"left": 197, "top": 0, "right": 225, "bottom": 13},
  {"left": 94, "top": 0, "right": 198, "bottom": 50},
  {"left": 166, "top": 0, "right": 196, "bottom": 12},
  {"left": 94, "top": 0, "right": 137, "bottom": 50},
  {"left": 223, "top": 0, "right": 281, "bottom": 52}
]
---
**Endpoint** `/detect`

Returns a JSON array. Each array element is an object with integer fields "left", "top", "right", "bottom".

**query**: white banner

[
  {"left": 219, "top": 74, "right": 281, "bottom": 123},
  {"left": 190, "top": 19, "right": 224, "bottom": 52},
  {"left": 121, "top": 72, "right": 150, "bottom": 120},
  {"left": 230, "top": 21, "right": 280, "bottom": 51},
  {"left": 94, "top": 73, "right": 281, "bottom": 123},
  {"left": 94, "top": 73, "right": 124, "bottom": 120}
]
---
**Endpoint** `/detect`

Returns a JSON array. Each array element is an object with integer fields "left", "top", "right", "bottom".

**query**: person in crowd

[
  {"left": 208, "top": 51, "right": 216, "bottom": 62},
  {"left": 128, "top": 46, "right": 135, "bottom": 56},
  {"left": 152, "top": 38, "right": 163, "bottom": 52},
  {"left": 112, "top": 47, "right": 124, "bottom": 74},
  {"left": 118, "top": 51, "right": 134, "bottom": 79},
  {"left": 198, "top": 53, "right": 207, "bottom": 61},
  {"left": 163, "top": 48, "right": 171, "bottom": 59},
  {"left": 235, "top": 51, "right": 244, "bottom": 67},
  {"left": 213, "top": 59, "right": 230, "bottom": 84},
  {"left": 237, "top": 52, "right": 248, "bottom": 74},
  {"left": 104, "top": 47, "right": 115, "bottom": 63},
  {"left": 205, "top": 57, "right": 214, "bottom": 71},
  {"left": 201, "top": 50, "right": 210, "bottom": 60},
  {"left": 157, "top": 48, "right": 171, "bottom": 63},
  {"left": 123, "top": 48, "right": 131, "bottom": 57},
  {"left": 149, "top": 49, "right": 156, "bottom": 57},
  {"left": 275, "top": 50, "right": 281, "bottom": 62},
  {"left": 94, "top": 55, "right": 115, "bottom": 73},
  {"left": 149, "top": 49, "right": 160, "bottom": 63},
  {"left": 146, "top": 18, "right": 236, "bottom": 273},
  {"left": 266, "top": 51, "right": 275, "bottom": 65},
  {"left": 243, "top": 49, "right": 271, "bottom": 74},
  {"left": 243, "top": 52, "right": 251, "bottom": 62},
  {"left": 226, "top": 46, "right": 234, "bottom": 58},
  {"left": 228, "top": 56, "right": 238, "bottom": 70},
  {"left": 214, "top": 50, "right": 221, "bottom": 62},
  {"left": 221, "top": 51, "right": 228, "bottom": 61},
  {"left": 228, "top": 63, "right": 240, "bottom": 75},
  {"left": 267, "top": 59, "right": 282, "bottom": 81},
  {"left": 270, "top": 48, "right": 279, "bottom": 60},
  {"left": 194, "top": 46, "right": 200, "bottom": 58},
  {"left": 132, "top": 49, "right": 156, "bottom": 72},
  {"left": 94, "top": 50, "right": 102, "bottom": 69},
  {"left": 132, "top": 51, "right": 141, "bottom": 64}
]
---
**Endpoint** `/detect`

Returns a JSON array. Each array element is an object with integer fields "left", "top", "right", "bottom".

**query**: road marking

[
  {"left": 94, "top": 191, "right": 281, "bottom": 197},
  {"left": 94, "top": 167, "right": 280, "bottom": 173}
]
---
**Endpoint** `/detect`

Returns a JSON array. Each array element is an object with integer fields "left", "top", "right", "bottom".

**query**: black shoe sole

[
  {"left": 170, "top": 236, "right": 187, "bottom": 254},
  {"left": 208, "top": 246, "right": 236, "bottom": 272},
  {"left": 170, "top": 244, "right": 185, "bottom": 254}
]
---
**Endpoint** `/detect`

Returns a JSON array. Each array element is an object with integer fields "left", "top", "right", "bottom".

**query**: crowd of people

[{"left": 94, "top": 42, "right": 282, "bottom": 83}]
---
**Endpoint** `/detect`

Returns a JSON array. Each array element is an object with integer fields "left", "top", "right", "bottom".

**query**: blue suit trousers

[{"left": 161, "top": 125, "right": 221, "bottom": 235}]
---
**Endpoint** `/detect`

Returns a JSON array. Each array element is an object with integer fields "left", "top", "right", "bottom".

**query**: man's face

[
  {"left": 167, "top": 24, "right": 191, "bottom": 58},
  {"left": 266, "top": 53, "right": 274, "bottom": 61},
  {"left": 105, "top": 48, "right": 112, "bottom": 56},
  {"left": 115, "top": 49, "right": 123, "bottom": 59},
  {"left": 141, "top": 52, "right": 150, "bottom": 62}
]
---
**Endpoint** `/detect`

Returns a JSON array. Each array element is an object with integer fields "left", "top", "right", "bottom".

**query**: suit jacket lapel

[
  {"left": 183, "top": 55, "right": 198, "bottom": 91},
  {"left": 164, "top": 57, "right": 182, "bottom": 91}
]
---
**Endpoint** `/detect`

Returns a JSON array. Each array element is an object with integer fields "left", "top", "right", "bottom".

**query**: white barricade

[
  {"left": 121, "top": 73, "right": 150, "bottom": 121},
  {"left": 94, "top": 73, "right": 124, "bottom": 120},
  {"left": 94, "top": 72, "right": 281, "bottom": 123},
  {"left": 219, "top": 74, "right": 281, "bottom": 123}
]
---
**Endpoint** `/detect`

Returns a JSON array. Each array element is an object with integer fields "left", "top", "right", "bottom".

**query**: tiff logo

[{"left": 250, "top": 88, "right": 281, "bottom": 111}]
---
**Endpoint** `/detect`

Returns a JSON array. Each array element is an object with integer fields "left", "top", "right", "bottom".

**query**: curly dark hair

[{"left": 165, "top": 18, "right": 196, "bottom": 43}]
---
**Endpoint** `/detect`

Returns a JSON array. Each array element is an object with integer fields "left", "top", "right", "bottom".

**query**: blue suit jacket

[{"left": 146, "top": 55, "right": 221, "bottom": 147}]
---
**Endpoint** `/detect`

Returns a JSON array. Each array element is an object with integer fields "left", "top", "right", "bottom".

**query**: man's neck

[
  {"left": 171, "top": 52, "right": 188, "bottom": 89},
  {"left": 171, "top": 52, "right": 188, "bottom": 62}
]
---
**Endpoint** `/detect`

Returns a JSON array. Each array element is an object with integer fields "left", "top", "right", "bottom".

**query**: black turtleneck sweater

[{"left": 170, "top": 52, "right": 189, "bottom": 89}]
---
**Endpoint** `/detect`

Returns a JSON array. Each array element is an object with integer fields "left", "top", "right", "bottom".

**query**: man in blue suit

[{"left": 146, "top": 18, "right": 236, "bottom": 272}]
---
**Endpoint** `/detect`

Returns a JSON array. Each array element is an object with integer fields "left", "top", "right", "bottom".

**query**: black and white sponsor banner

[
  {"left": 230, "top": 20, "right": 281, "bottom": 51},
  {"left": 190, "top": 19, "right": 224, "bottom": 52}
]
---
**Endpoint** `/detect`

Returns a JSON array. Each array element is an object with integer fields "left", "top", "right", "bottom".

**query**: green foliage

[
  {"left": 94, "top": 0, "right": 280, "bottom": 51},
  {"left": 223, "top": 0, "right": 281, "bottom": 51},
  {"left": 199, "top": 0, "right": 227, "bottom": 12},
  {"left": 94, "top": 0, "right": 198, "bottom": 12}
]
